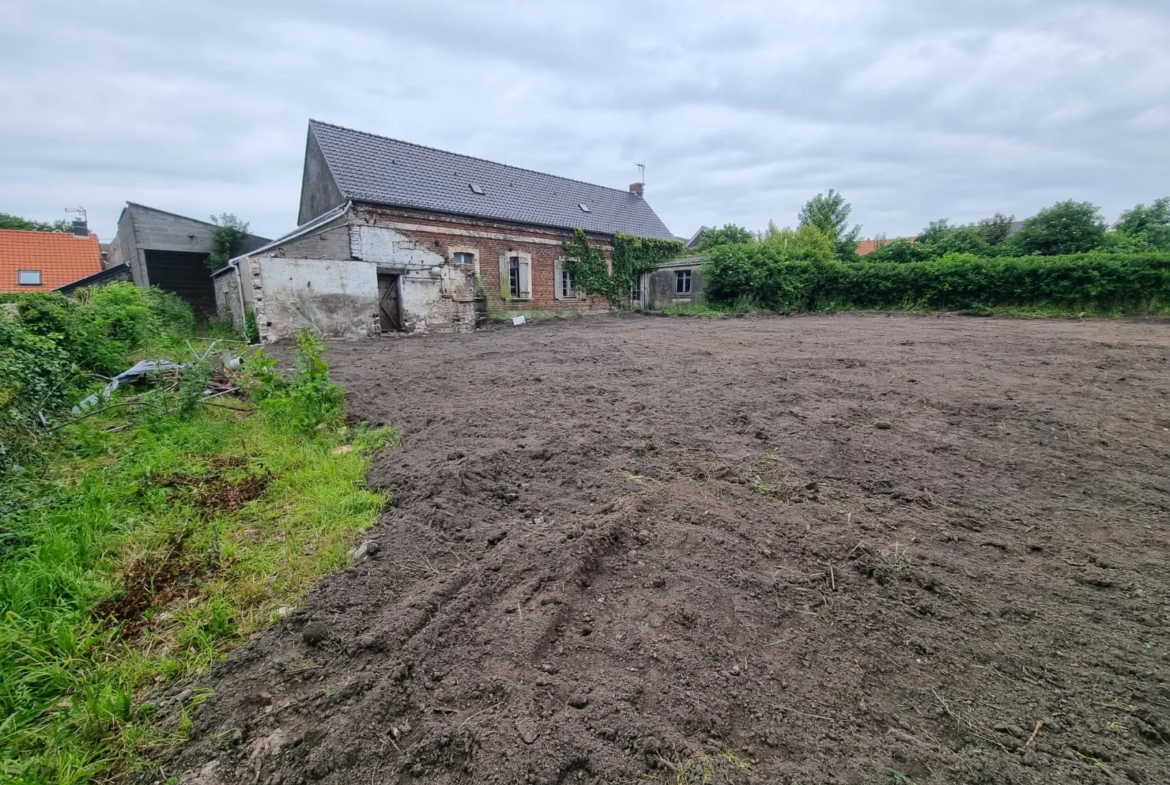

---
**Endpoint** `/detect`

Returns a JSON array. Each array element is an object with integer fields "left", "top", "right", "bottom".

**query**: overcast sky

[{"left": 3, "top": 0, "right": 1168, "bottom": 243}]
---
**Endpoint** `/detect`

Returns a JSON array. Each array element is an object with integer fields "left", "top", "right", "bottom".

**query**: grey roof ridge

[
  {"left": 309, "top": 119, "right": 647, "bottom": 202},
  {"left": 213, "top": 201, "right": 352, "bottom": 276},
  {"left": 125, "top": 202, "right": 232, "bottom": 232}
]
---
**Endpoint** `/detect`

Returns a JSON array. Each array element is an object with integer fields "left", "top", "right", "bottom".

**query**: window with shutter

[{"left": 518, "top": 257, "right": 531, "bottom": 299}]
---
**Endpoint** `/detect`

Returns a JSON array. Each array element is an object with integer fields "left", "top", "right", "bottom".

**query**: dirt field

[{"left": 174, "top": 313, "right": 1170, "bottom": 785}]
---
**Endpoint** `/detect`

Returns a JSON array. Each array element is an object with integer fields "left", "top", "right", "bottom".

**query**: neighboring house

[
  {"left": 856, "top": 237, "right": 916, "bottom": 256},
  {"left": 685, "top": 226, "right": 712, "bottom": 249},
  {"left": 56, "top": 263, "right": 133, "bottom": 295},
  {"left": 107, "top": 203, "right": 269, "bottom": 317},
  {"left": 633, "top": 255, "right": 705, "bottom": 310},
  {"left": 215, "top": 120, "right": 675, "bottom": 341},
  {"left": 0, "top": 225, "right": 103, "bottom": 293}
]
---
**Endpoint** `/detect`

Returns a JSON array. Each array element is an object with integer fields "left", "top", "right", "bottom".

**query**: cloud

[{"left": 1, "top": 0, "right": 1167, "bottom": 242}]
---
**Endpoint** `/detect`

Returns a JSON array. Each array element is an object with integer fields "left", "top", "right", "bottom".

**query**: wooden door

[{"left": 377, "top": 273, "right": 401, "bottom": 332}]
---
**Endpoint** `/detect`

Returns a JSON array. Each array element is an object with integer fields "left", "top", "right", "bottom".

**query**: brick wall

[{"left": 354, "top": 205, "right": 612, "bottom": 313}]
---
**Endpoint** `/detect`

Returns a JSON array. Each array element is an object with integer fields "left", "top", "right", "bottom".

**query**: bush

[
  {"left": 0, "top": 284, "right": 195, "bottom": 470},
  {"left": 243, "top": 330, "right": 344, "bottom": 433},
  {"left": 703, "top": 248, "right": 1170, "bottom": 314}
]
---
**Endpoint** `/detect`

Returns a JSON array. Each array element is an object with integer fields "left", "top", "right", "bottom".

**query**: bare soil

[{"left": 174, "top": 313, "right": 1170, "bottom": 785}]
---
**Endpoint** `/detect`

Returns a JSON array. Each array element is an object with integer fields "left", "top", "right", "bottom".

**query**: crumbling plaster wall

[
  {"left": 247, "top": 222, "right": 478, "bottom": 342},
  {"left": 254, "top": 257, "right": 377, "bottom": 341},
  {"left": 350, "top": 224, "right": 477, "bottom": 334}
]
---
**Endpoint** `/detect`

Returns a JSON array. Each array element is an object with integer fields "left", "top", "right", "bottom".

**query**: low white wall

[{"left": 255, "top": 257, "right": 378, "bottom": 341}]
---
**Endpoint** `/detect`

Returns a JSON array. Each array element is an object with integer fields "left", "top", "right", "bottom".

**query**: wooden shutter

[
  {"left": 553, "top": 259, "right": 563, "bottom": 300},
  {"left": 518, "top": 257, "right": 531, "bottom": 299},
  {"left": 499, "top": 255, "right": 510, "bottom": 299}
]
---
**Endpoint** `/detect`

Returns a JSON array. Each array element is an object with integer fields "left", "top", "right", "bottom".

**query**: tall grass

[
  {"left": 1, "top": 285, "right": 396, "bottom": 783},
  {"left": 0, "top": 403, "right": 395, "bottom": 784}
]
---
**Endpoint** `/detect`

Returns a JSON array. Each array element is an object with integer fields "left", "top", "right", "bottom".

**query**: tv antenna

[
  {"left": 65, "top": 205, "right": 87, "bottom": 223},
  {"left": 634, "top": 161, "right": 646, "bottom": 186}
]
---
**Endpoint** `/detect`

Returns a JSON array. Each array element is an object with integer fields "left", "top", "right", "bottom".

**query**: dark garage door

[{"left": 144, "top": 250, "right": 216, "bottom": 318}]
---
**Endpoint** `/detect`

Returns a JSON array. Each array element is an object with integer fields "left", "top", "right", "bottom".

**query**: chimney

[
  {"left": 71, "top": 218, "right": 88, "bottom": 238},
  {"left": 629, "top": 182, "right": 644, "bottom": 197}
]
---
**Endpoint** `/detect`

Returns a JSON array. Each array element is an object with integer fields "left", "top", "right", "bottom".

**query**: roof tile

[
  {"left": 0, "top": 230, "right": 103, "bottom": 293},
  {"left": 309, "top": 120, "right": 675, "bottom": 240}
]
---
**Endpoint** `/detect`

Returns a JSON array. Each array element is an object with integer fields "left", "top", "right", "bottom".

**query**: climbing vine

[{"left": 562, "top": 230, "right": 684, "bottom": 305}]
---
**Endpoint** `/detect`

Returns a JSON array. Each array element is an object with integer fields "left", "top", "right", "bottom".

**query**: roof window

[
  {"left": 579, "top": 203, "right": 591, "bottom": 213},
  {"left": 469, "top": 183, "right": 485, "bottom": 195}
]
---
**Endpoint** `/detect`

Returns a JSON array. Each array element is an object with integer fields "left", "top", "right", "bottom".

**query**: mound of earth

[{"left": 172, "top": 314, "right": 1170, "bottom": 785}]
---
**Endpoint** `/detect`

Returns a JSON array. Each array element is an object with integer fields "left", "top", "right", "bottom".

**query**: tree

[
  {"left": 0, "top": 213, "right": 72, "bottom": 232},
  {"left": 207, "top": 213, "right": 252, "bottom": 270},
  {"left": 865, "top": 237, "right": 930, "bottom": 264},
  {"left": 760, "top": 223, "right": 835, "bottom": 262},
  {"left": 1113, "top": 198, "right": 1170, "bottom": 250},
  {"left": 1012, "top": 200, "right": 1106, "bottom": 256},
  {"left": 695, "top": 223, "right": 756, "bottom": 251},
  {"left": 797, "top": 190, "right": 861, "bottom": 260},
  {"left": 977, "top": 212, "right": 1016, "bottom": 246}
]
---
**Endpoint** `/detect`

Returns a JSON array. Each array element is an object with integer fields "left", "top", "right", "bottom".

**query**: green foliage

[
  {"left": 797, "top": 189, "right": 862, "bottom": 260},
  {"left": 562, "top": 230, "right": 684, "bottom": 305},
  {"left": 865, "top": 237, "right": 930, "bottom": 264},
  {"left": 1113, "top": 197, "right": 1170, "bottom": 251},
  {"left": 177, "top": 360, "right": 211, "bottom": 420},
  {"left": 207, "top": 213, "right": 251, "bottom": 271},
  {"left": 1013, "top": 200, "right": 1107, "bottom": 256},
  {"left": 561, "top": 228, "right": 611, "bottom": 298},
  {"left": 694, "top": 224, "right": 756, "bottom": 251},
  {"left": 0, "top": 285, "right": 195, "bottom": 470},
  {"left": 611, "top": 232, "right": 684, "bottom": 303},
  {"left": 977, "top": 212, "right": 1016, "bottom": 246},
  {"left": 0, "top": 404, "right": 394, "bottom": 783},
  {"left": 244, "top": 310, "right": 260, "bottom": 344},
  {"left": 704, "top": 245, "right": 1170, "bottom": 315},
  {"left": 0, "top": 212, "right": 72, "bottom": 232},
  {"left": 245, "top": 330, "right": 344, "bottom": 433}
]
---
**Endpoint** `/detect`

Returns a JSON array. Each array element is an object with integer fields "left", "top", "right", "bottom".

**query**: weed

[
  {"left": 642, "top": 748, "right": 752, "bottom": 785},
  {"left": 886, "top": 771, "right": 918, "bottom": 785}
]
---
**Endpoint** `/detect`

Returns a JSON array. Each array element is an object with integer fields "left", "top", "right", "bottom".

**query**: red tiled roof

[
  {"left": 0, "top": 229, "right": 103, "bottom": 293},
  {"left": 856, "top": 237, "right": 916, "bottom": 256}
]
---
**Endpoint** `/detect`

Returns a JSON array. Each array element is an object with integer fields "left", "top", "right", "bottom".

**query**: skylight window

[
  {"left": 469, "top": 183, "right": 485, "bottom": 195},
  {"left": 579, "top": 203, "right": 591, "bottom": 213}
]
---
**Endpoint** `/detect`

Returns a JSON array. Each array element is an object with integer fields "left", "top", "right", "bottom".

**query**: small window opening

[
  {"left": 578, "top": 203, "right": 591, "bottom": 213},
  {"left": 453, "top": 252, "right": 475, "bottom": 266},
  {"left": 675, "top": 269, "right": 692, "bottom": 294},
  {"left": 470, "top": 183, "right": 485, "bottom": 195},
  {"left": 509, "top": 256, "right": 521, "bottom": 298},
  {"left": 18, "top": 270, "right": 42, "bottom": 286},
  {"left": 630, "top": 277, "right": 642, "bottom": 303},
  {"left": 561, "top": 268, "right": 575, "bottom": 299}
]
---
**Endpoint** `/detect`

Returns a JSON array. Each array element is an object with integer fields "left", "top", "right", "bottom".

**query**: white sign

[{"left": 512, "top": 315, "right": 526, "bottom": 326}]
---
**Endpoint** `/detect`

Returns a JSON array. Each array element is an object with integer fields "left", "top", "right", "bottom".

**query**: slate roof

[
  {"left": 309, "top": 120, "right": 675, "bottom": 240},
  {"left": 0, "top": 229, "right": 103, "bottom": 293}
]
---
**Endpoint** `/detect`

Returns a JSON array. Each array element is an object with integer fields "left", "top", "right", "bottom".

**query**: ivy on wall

[{"left": 562, "top": 230, "right": 685, "bottom": 304}]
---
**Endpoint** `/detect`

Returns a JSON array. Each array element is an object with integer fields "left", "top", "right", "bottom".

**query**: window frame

[
  {"left": 675, "top": 269, "right": 692, "bottom": 294},
  {"left": 560, "top": 268, "right": 576, "bottom": 299},
  {"left": 449, "top": 246, "right": 479, "bottom": 275},
  {"left": 17, "top": 270, "right": 42, "bottom": 286}
]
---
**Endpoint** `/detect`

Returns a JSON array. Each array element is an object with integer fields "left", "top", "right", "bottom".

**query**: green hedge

[{"left": 703, "top": 248, "right": 1170, "bottom": 313}]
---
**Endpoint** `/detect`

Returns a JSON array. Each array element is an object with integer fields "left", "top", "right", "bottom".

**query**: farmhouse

[{"left": 214, "top": 120, "right": 675, "bottom": 341}]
